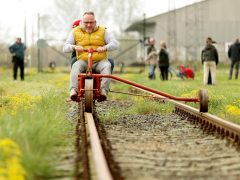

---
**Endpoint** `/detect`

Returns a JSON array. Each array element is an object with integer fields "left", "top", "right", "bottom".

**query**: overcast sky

[{"left": 0, "top": 0, "right": 202, "bottom": 44}]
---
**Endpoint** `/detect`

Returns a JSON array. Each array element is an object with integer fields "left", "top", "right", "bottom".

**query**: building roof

[
  {"left": 125, "top": 0, "right": 205, "bottom": 32},
  {"left": 125, "top": 21, "right": 156, "bottom": 32}
]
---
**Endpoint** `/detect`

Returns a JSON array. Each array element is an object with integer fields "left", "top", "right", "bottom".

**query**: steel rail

[
  {"left": 174, "top": 101, "right": 240, "bottom": 142},
  {"left": 132, "top": 87, "right": 240, "bottom": 144},
  {"left": 84, "top": 112, "right": 113, "bottom": 180}
]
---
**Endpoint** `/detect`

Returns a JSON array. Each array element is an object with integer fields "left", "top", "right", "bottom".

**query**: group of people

[
  {"left": 201, "top": 37, "right": 240, "bottom": 85},
  {"left": 8, "top": 11, "right": 240, "bottom": 102},
  {"left": 145, "top": 38, "right": 170, "bottom": 81},
  {"left": 145, "top": 36, "right": 239, "bottom": 85}
]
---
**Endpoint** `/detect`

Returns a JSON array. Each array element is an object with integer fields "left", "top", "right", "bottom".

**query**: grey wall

[{"left": 136, "top": 0, "right": 240, "bottom": 62}]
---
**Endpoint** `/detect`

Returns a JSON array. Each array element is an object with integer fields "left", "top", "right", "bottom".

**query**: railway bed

[
  {"left": 96, "top": 100, "right": 240, "bottom": 180},
  {"left": 65, "top": 91, "right": 240, "bottom": 180}
]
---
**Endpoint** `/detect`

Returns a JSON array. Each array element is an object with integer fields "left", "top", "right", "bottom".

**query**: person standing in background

[
  {"left": 228, "top": 38, "right": 240, "bottom": 80},
  {"left": 9, "top": 37, "right": 26, "bottom": 81},
  {"left": 201, "top": 37, "right": 218, "bottom": 85},
  {"left": 158, "top": 40, "right": 170, "bottom": 81},
  {"left": 147, "top": 37, "right": 156, "bottom": 55},
  {"left": 145, "top": 49, "right": 158, "bottom": 80},
  {"left": 145, "top": 37, "right": 157, "bottom": 79}
]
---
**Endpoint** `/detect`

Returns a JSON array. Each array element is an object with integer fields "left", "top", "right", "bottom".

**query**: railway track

[
  {"left": 96, "top": 99, "right": 240, "bottom": 180},
  {"left": 136, "top": 87, "right": 240, "bottom": 146},
  {"left": 65, "top": 86, "right": 240, "bottom": 180},
  {"left": 73, "top": 101, "right": 122, "bottom": 180}
]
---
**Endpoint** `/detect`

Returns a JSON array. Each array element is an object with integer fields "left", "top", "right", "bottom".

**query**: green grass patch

[
  {"left": 127, "top": 97, "right": 174, "bottom": 115},
  {"left": 99, "top": 107, "right": 123, "bottom": 123},
  {"left": 111, "top": 64, "right": 240, "bottom": 123},
  {"left": 0, "top": 64, "right": 239, "bottom": 178},
  {"left": 0, "top": 68, "right": 72, "bottom": 179}
]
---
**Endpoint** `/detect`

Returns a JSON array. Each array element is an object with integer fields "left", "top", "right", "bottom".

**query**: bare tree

[
  {"left": 52, "top": 0, "right": 82, "bottom": 31},
  {"left": 49, "top": 0, "right": 143, "bottom": 38},
  {"left": 39, "top": 14, "right": 53, "bottom": 39},
  {"left": 111, "top": 0, "right": 144, "bottom": 35}
]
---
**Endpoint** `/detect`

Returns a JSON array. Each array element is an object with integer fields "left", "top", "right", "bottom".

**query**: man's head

[
  {"left": 148, "top": 37, "right": 155, "bottom": 45},
  {"left": 235, "top": 38, "right": 239, "bottom": 44},
  {"left": 206, "top": 37, "right": 216, "bottom": 45},
  {"left": 16, "top": 37, "right": 22, "bottom": 44},
  {"left": 82, "top": 11, "right": 96, "bottom": 33}
]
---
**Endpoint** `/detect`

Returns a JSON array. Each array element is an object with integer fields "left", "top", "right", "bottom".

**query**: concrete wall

[{"left": 139, "top": 0, "right": 240, "bottom": 62}]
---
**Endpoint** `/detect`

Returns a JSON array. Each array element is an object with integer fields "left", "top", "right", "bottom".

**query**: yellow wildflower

[
  {"left": 0, "top": 93, "right": 41, "bottom": 116},
  {"left": 226, "top": 105, "right": 240, "bottom": 116},
  {"left": 181, "top": 90, "right": 198, "bottom": 98},
  {"left": 0, "top": 138, "right": 26, "bottom": 180},
  {"left": 0, "top": 138, "right": 21, "bottom": 158}
]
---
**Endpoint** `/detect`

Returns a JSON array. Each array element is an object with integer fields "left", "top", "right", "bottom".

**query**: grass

[
  {"left": 110, "top": 64, "right": 240, "bottom": 124},
  {"left": 130, "top": 97, "right": 174, "bottom": 115},
  {"left": 0, "top": 67, "right": 72, "bottom": 179},
  {"left": 0, "top": 63, "right": 239, "bottom": 178}
]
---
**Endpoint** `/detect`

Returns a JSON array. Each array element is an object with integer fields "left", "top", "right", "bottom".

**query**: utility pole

[
  {"left": 24, "top": 16, "right": 27, "bottom": 47},
  {"left": 37, "top": 13, "right": 42, "bottom": 72},
  {"left": 185, "top": 0, "right": 203, "bottom": 61},
  {"left": 140, "top": 13, "right": 147, "bottom": 72},
  {"left": 168, "top": 0, "right": 177, "bottom": 61},
  {"left": 143, "top": 13, "right": 146, "bottom": 60},
  {"left": 23, "top": 16, "right": 28, "bottom": 73},
  {"left": 30, "top": 23, "right": 34, "bottom": 68}
]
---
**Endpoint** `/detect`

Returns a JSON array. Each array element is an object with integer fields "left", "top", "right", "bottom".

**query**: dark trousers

[
  {"left": 159, "top": 66, "right": 169, "bottom": 80},
  {"left": 208, "top": 71, "right": 212, "bottom": 84},
  {"left": 13, "top": 57, "right": 24, "bottom": 80},
  {"left": 229, "top": 60, "right": 239, "bottom": 79}
]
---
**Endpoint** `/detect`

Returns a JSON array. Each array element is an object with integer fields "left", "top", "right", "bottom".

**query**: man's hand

[
  {"left": 96, "top": 46, "right": 107, "bottom": 53},
  {"left": 74, "top": 45, "right": 84, "bottom": 52}
]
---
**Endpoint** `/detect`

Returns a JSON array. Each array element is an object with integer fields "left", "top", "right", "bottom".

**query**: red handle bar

[{"left": 83, "top": 48, "right": 98, "bottom": 53}]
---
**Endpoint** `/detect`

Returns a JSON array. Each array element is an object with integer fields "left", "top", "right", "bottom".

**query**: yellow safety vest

[{"left": 73, "top": 26, "right": 107, "bottom": 61}]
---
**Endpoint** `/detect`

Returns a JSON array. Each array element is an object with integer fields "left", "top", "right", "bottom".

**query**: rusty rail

[{"left": 84, "top": 112, "right": 113, "bottom": 180}]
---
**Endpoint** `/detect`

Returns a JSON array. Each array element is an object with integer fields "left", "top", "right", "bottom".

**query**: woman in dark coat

[
  {"left": 158, "top": 41, "right": 170, "bottom": 81},
  {"left": 201, "top": 37, "right": 218, "bottom": 85}
]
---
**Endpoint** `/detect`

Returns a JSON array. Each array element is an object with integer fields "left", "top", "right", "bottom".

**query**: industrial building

[{"left": 125, "top": 0, "right": 240, "bottom": 62}]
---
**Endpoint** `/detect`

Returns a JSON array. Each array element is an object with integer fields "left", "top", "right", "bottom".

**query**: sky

[
  {"left": 0, "top": 0, "right": 202, "bottom": 44},
  {"left": 143, "top": 0, "right": 202, "bottom": 17}
]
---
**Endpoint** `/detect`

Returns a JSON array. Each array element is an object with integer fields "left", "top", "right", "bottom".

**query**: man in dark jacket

[
  {"left": 228, "top": 38, "right": 240, "bottom": 80},
  {"left": 9, "top": 37, "right": 26, "bottom": 81},
  {"left": 201, "top": 37, "right": 218, "bottom": 85}
]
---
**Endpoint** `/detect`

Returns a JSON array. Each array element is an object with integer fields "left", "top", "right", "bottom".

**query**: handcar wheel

[
  {"left": 199, "top": 89, "right": 208, "bottom": 112},
  {"left": 85, "top": 79, "right": 94, "bottom": 113}
]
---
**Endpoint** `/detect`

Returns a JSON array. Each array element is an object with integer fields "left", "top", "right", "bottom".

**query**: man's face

[
  {"left": 206, "top": 40, "right": 212, "bottom": 45},
  {"left": 16, "top": 38, "right": 21, "bottom": 44},
  {"left": 83, "top": 14, "right": 96, "bottom": 33}
]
